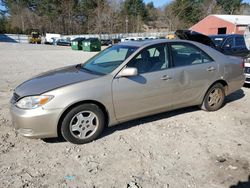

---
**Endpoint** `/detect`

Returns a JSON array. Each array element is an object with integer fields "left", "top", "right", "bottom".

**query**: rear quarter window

[
  {"left": 235, "top": 36, "right": 246, "bottom": 47},
  {"left": 171, "top": 43, "right": 214, "bottom": 67}
]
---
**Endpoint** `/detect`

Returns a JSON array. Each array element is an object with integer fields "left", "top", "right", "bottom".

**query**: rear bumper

[{"left": 10, "top": 104, "right": 63, "bottom": 139}]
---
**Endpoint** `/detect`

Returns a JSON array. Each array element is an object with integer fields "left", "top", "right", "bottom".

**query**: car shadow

[
  {"left": 101, "top": 106, "right": 199, "bottom": 139},
  {"left": 43, "top": 106, "right": 199, "bottom": 144},
  {"left": 225, "top": 89, "right": 245, "bottom": 104},
  {"left": 43, "top": 89, "right": 245, "bottom": 144},
  {"left": 42, "top": 136, "right": 66, "bottom": 143},
  {"left": 229, "top": 175, "right": 250, "bottom": 188}
]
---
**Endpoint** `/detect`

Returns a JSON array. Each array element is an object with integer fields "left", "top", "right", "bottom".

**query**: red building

[{"left": 190, "top": 15, "right": 250, "bottom": 35}]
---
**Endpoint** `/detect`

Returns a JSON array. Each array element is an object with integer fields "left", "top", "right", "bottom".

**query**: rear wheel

[
  {"left": 61, "top": 104, "right": 105, "bottom": 144},
  {"left": 201, "top": 83, "right": 225, "bottom": 111}
]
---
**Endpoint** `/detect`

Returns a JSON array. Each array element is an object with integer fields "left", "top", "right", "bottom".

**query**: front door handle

[
  {"left": 161, "top": 75, "right": 172, "bottom": 80},
  {"left": 207, "top": 66, "right": 216, "bottom": 72}
]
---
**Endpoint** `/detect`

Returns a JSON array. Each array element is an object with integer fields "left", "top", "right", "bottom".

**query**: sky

[
  {"left": 144, "top": 0, "right": 172, "bottom": 7},
  {"left": 144, "top": 0, "right": 250, "bottom": 7},
  {"left": 0, "top": 0, "right": 5, "bottom": 11},
  {"left": 1, "top": 0, "right": 250, "bottom": 10}
]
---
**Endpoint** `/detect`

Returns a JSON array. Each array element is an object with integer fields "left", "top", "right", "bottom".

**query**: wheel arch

[
  {"left": 210, "top": 79, "right": 228, "bottom": 94},
  {"left": 57, "top": 100, "right": 110, "bottom": 137},
  {"left": 202, "top": 79, "right": 228, "bottom": 103}
]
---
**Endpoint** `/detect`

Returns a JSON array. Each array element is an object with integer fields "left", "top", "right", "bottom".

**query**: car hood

[
  {"left": 175, "top": 30, "right": 216, "bottom": 48},
  {"left": 15, "top": 65, "right": 102, "bottom": 98}
]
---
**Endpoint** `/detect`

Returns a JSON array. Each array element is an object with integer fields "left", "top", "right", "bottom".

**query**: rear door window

[
  {"left": 235, "top": 36, "right": 246, "bottom": 47},
  {"left": 222, "top": 37, "right": 234, "bottom": 48},
  {"left": 170, "top": 43, "right": 213, "bottom": 67},
  {"left": 210, "top": 37, "right": 225, "bottom": 47}
]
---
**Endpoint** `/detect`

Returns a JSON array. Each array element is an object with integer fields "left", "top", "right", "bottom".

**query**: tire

[
  {"left": 200, "top": 83, "right": 225, "bottom": 111},
  {"left": 61, "top": 104, "right": 105, "bottom": 144}
]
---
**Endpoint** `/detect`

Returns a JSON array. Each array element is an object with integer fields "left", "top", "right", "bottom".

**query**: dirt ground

[{"left": 0, "top": 42, "right": 249, "bottom": 188}]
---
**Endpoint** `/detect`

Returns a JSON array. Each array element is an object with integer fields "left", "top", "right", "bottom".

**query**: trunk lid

[{"left": 175, "top": 30, "right": 216, "bottom": 48}]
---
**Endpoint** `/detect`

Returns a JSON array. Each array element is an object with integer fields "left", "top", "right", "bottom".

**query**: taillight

[{"left": 240, "top": 58, "right": 245, "bottom": 68}]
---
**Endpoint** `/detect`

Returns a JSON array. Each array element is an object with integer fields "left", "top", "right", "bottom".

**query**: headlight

[{"left": 16, "top": 95, "right": 54, "bottom": 109}]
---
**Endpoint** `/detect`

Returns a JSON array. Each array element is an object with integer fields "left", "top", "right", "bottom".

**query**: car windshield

[{"left": 81, "top": 45, "right": 138, "bottom": 75}]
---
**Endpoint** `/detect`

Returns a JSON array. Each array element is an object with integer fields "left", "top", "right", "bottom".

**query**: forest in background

[{"left": 0, "top": 0, "right": 250, "bottom": 34}]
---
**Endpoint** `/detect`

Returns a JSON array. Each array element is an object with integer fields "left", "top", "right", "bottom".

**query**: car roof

[
  {"left": 117, "top": 39, "right": 173, "bottom": 47},
  {"left": 209, "top": 34, "right": 243, "bottom": 37},
  {"left": 117, "top": 39, "right": 208, "bottom": 48}
]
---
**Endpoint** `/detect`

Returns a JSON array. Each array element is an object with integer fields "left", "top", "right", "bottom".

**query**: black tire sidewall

[
  {"left": 203, "top": 83, "right": 225, "bottom": 111},
  {"left": 61, "top": 104, "right": 105, "bottom": 144}
]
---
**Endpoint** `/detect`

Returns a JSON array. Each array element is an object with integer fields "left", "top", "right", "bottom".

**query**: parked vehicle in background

[
  {"left": 136, "top": 37, "right": 143, "bottom": 41},
  {"left": 45, "top": 33, "right": 61, "bottom": 44},
  {"left": 121, "top": 37, "right": 137, "bottom": 42},
  {"left": 51, "top": 37, "right": 60, "bottom": 45},
  {"left": 175, "top": 30, "right": 216, "bottom": 48},
  {"left": 10, "top": 39, "right": 244, "bottom": 144},
  {"left": 28, "top": 29, "right": 41, "bottom": 44},
  {"left": 209, "top": 34, "right": 250, "bottom": 58},
  {"left": 244, "top": 25, "right": 250, "bottom": 84},
  {"left": 143, "top": 36, "right": 158, "bottom": 40},
  {"left": 121, "top": 36, "right": 158, "bottom": 42},
  {"left": 54, "top": 38, "right": 71, "bottom": 46},
  {"left": 208, "top": 35, "right": 226, "bottom": 48},
  {"left": 148, "top": 36, "right": 157, "bottom": 39},
  {"left": 244, "top": 25, "right": 250, "bottom": 50},
  {"left": 101, "top": 39, "right": 112, "bottom": 46},
  {"left": 111, "top": 38, "right": 121, "bottom": 45},
  {"left": 245, "top": 58, "right": 250, "bottom": 84},
  {"left": 176, "top": 30, "right": 250, "bottom": 58}
]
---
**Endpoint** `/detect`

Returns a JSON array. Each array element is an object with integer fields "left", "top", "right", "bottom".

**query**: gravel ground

[{"left": 0, "top": 42, "right": 250, "bottom": 188}]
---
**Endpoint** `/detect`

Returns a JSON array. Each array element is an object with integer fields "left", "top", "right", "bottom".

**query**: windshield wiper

[
  {"left": 80, "top": 66, "right": 105, "bottom": 75},
  {"left": 75, "top": 64, "right": 82, "bottom": 69}
]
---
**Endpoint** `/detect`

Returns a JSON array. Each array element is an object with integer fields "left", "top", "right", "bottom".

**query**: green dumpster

[
  {"left": 71, "top": 37, "right": 85, "bottom": 50},
  {"left": 82, "top": 38, "right": 101, "bottom": 52}
]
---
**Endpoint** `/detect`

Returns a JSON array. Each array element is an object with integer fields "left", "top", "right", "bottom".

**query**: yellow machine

[
  {"left": 28, "top": 30, "right": 41, "bottom": 44},
  {"left": 166, "top": 33, "right": 176, "bottom": 39}
]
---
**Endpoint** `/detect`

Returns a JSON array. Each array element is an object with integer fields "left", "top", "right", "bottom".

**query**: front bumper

[
  {"left": 245, "top": 65, "right": 250, "bottom": 84},
  {"left": 245, "top": 73, "right": 250, "bottom": 84},
  {"left": 10, "top": 104, "right": 63, "bottom": 139}
]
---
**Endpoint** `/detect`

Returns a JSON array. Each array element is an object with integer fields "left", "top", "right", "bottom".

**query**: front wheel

[
  {"left": 61, "top": 104, "right": 105, "bottom": 144},
  {"left": 200, "top": 83, "right": 225, "bottom": 111}
]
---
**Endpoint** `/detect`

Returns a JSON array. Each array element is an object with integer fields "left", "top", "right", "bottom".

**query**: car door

[
  {"left": 169, "top": 42, "right": 219, "bottom": 106},
  {"left": 233, "top": 36, "right": 250, "bottom": 57},
  {"left": 112, "top": 44, "right": 175, "bottom": 121},
  {"left": 221, "top": 36, "right": 234, "bottom": 55}
]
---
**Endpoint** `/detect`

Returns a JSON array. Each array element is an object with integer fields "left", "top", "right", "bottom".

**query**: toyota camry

[{"left": 10, "top": 39, "right": 245, "bottom": 144}]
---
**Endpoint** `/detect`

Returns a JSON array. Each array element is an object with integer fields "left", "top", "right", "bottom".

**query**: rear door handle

[
  {"left": 207, "top": 66, "right": 216, "bottom": 72},
  {"left": 161, "top": 75, "right": 172, "bottom": 80}
]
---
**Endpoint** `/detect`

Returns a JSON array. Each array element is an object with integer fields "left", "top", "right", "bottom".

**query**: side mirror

[
  {"left": 117, "top": 67, "right": 138, "bottom": 77},
  {"left": 224, "top": 44, "right": 231, "bottom": 49}
]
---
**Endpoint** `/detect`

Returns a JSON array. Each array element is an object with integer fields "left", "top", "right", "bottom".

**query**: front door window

[{"left": 127, "top": 44, "right": 169, "bottom": 74}]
